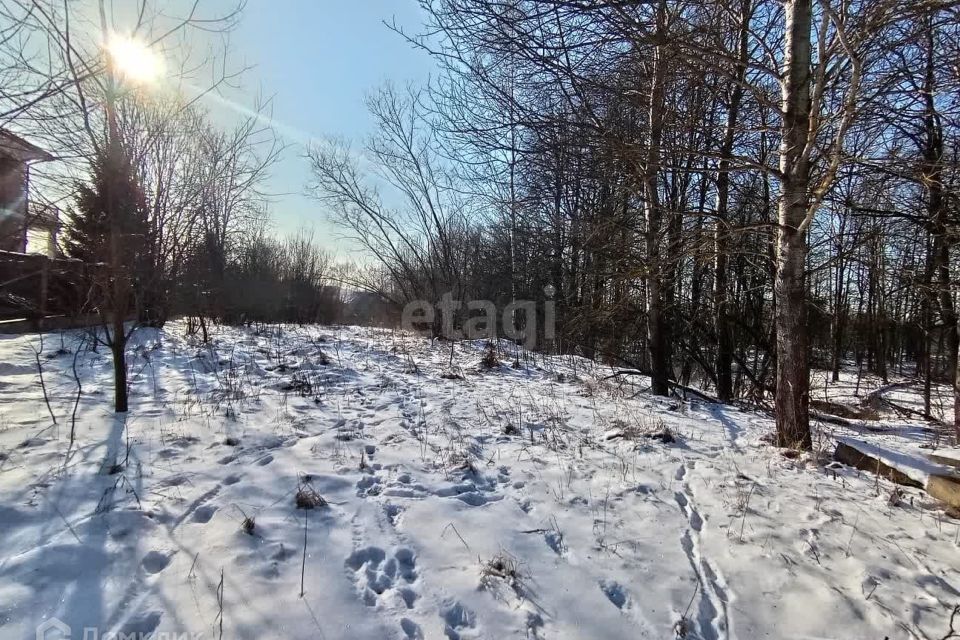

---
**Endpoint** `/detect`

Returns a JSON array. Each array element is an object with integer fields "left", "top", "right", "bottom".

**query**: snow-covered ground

[
  {"left": 811, "top": 365, "right": 956, "bottom": 425},
  {"left": 1, "top": 323, "right": 958, "bottom": 640}
]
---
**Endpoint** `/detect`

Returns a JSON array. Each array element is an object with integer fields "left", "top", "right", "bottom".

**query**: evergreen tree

[{"left": 63, "top": 151, "right": 148, "bottom": 267}]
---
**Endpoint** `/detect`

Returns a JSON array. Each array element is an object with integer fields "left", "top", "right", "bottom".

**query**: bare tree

[
  {"left": 0, "top": 0, "right": 245, "bottom": 411},
  {"left": 308, "top": 83, "right": 472, "bottom": 321}
]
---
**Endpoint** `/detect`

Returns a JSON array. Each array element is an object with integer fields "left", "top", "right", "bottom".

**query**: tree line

[
  {"left": 307, "top": 0, "right": 960, "bottom": 448},
  {"left": 4, "top": 0, "right": 959, "bottom": 449}
]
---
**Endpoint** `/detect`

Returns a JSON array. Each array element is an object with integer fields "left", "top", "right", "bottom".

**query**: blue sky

[{"left": 214, "top": 1, "right": 436, "bottom": 254}]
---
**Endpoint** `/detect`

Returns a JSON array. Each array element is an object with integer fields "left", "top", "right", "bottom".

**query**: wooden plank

[
  {"left": 834, "top": 442, "right": 960, "bottom": 509},
  {"left": 0, "top": 313, "right": 107, "bottom": 334},
  {"left": 833, "top": 442, "right": 923, "bottom": 488},
  {"left": 928, "top": 453, "right": 960, "bottom": 470},
  {"left": 926, "top": 475, "right": 960, "bottom": 510}
]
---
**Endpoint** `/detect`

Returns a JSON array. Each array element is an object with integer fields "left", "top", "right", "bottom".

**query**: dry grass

[
  {"left": 479, "top": 550, "right": 526, "bottom": 596},
  {"left": 605, "top": 416, "right": 677, "bottom": 444},
  {"left": 480, "top": 342, "right": 500, "bottom": 369},
  {"left": 295, "top": 482, "right": 327, "bottom": 510}
]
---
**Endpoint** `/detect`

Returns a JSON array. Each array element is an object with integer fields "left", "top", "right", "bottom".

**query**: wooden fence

[{"left": 0, "top": 250, "right": 103, "bottom": 323}]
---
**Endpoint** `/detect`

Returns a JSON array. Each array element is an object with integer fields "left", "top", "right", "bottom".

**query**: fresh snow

[
  {"left": 834, "top": 435, "right": 958, "bottom": 486},
  {"left": 1, "top": 323, "right": 959, "bottom": 639}
]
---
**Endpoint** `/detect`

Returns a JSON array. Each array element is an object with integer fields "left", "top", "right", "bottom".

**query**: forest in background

[
  {"left": 2, "top": 0, "right": 959, "bottom": 451},
  {"left": 308, "top": 0, "right": 960, "bottom": 449}
]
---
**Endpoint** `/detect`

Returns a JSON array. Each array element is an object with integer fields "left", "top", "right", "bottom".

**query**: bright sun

[{"left": 107, "top": 35, "right": 163, "bottom": 83}]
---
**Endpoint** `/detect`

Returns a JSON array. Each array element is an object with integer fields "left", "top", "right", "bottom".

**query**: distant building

[
  {"left": 344, "top": 290, "right": 398, "bottom": 326},
  {"left": 0, "top": 129, "right": 55, "bottom": 255}
]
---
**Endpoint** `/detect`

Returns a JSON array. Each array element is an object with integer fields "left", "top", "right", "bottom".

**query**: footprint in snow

[
  {"left": 452, "top": 491, "right": 503, "bottom": 507},
  {"left": 437, "top": 480, "right": 503, "bottom": 507},
  {"left": 675, "top": 491, "right": 688, "bottom": 509},
  {"left": 400, "top": 618, "right": 424, "bottom": 639},
  {"left": 191, "top": 504, "right": 217, "bottom": 523},
  {"left": 345, "top": 546, "right": 419, "bottom": 608},
  {"left": 356, "top": 474, "right": 382, "bottom": 497},
  {"left": 440, "top": 600, "right": 477, "bottom": 640},
  {"left": 271, "top": 543, "right": 296, "bottom": 562},
  {"left": 252, "top": 543, "right": 297, "bottom": 580},
  {"left": 157, "top": 473, "right": 189, "bottom": 488},
  {"left": 384, "top": 502, "right": 404, "bottom": 527},
  {"left": 599, "top": 579, "right": 629, "bottom": 609},
  {"left": 381, "top": 473, "right": 430, "bottom": 499},
  {"left": 689, "top": 508, "right": 703, "bottom": 532},
  {"left": 141, "top": 550, "right": 174, "bottom": 574},
  {"left": 398, "top": 586, "right": 419, "bottom": 609},
  {"left": 117, "top": 611, "right": 163, "bottom": 637},
  {"left": 544, "top": 530, "right": 565, "bottom": 555}
]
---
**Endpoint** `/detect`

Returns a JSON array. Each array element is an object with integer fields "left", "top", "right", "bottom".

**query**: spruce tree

[{"left": 63, "top": 151, "right": 147, "bottom": 267}]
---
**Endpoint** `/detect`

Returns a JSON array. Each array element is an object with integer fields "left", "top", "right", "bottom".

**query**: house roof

[{"left": 0, "top": 128, "right": 53, "bottom": 163}]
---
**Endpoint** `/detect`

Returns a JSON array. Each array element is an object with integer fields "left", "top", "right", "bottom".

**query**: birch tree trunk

[{"left": 774, "top": 0, "right": 814, "bottom": 449}]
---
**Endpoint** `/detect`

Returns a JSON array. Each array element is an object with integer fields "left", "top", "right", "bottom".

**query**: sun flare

[{"left": 107, "top": 35, "right": 163, "bottom": 83}]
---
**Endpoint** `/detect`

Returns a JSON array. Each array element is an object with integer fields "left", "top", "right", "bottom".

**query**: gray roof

[{"left": 0, "top": 129, "right": 53, "bottom": 162}]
